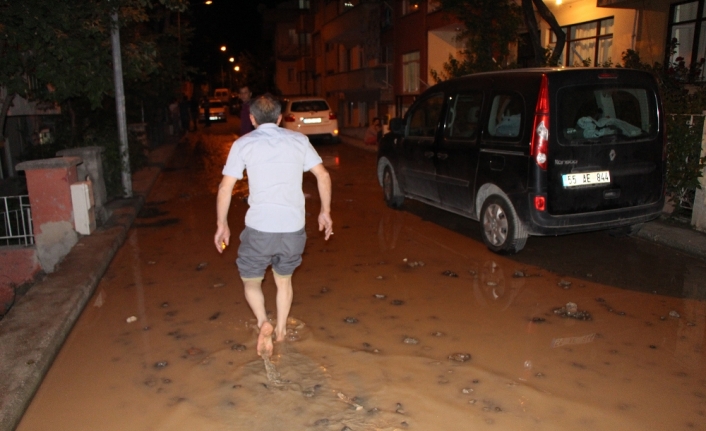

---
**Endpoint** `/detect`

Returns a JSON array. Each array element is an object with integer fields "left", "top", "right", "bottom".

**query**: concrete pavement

[
  {"left": 1, "top": 131, "right": 706, "bottom": 431},
  {"left": 0, "top": 141, "right": 178, "bottom": 431}
]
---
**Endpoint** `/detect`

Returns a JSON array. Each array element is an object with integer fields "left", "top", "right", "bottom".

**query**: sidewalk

[{"left": 0, "top": 141, "right": 179, "bottom": 431}]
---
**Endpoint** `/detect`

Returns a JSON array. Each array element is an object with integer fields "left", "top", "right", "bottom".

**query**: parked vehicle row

[{"left": 377, "top": 67, "right": 666, "bottom": 254}]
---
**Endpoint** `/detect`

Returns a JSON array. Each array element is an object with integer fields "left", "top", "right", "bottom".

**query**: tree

[
  {"left": 431, "top": 0, "right": 566, "bottom": 81},
  {"left": 0, "top": 0, "right": 187, "bottom": 176},
  {"left": 521, "top": 0, "right": 565, "bottom": 66},
  {"left": 433, "top": 0, "right": 524, "bottom": 79}
]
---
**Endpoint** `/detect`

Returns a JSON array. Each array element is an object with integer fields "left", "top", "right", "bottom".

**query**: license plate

[
  {"left": 562, "top": 171, "right": 610, "bottom": 187},
  {"left": 303, "top": 118, "right": 322, "bottom": 124}
]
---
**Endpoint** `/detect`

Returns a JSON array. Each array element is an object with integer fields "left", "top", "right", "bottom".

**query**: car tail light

[
  {"left": 284, "top": 114, "right": 296, "bottom": 122},
  {"left": 329, "top": 112, "right": 337, "bottom": 120},
  {"left": 534, "top": 195, "right": 546, "bottom": 211},
  {"left": 530, "top": 74, "right": 549, "bottom": 170}
]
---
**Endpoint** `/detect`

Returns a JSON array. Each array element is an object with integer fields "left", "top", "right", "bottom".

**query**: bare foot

[
  {"left": 274, "top": 327, "right": 287, "bottom": 342},
  {"left": 257, "top": 322, "right": 274, "bottom": 358}
]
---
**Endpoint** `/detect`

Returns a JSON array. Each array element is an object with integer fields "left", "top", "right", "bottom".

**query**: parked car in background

[
  {"left": 281, "top": 97, "right": 339, "bottom": 143},
  {"left": 214, "top": 88, "right": 230, "bottom": 104},
  {"left": 377, "top": 67, "right": 666, "bottom": 254},
  {"left": 199, "top": 99, "right": 227, "bottom": 123},
  {"left": 229, "top": 94, "right": 242, "bottom": 115}
]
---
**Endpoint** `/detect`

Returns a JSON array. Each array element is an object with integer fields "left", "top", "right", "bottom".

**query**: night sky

[{"left": 185, "top": 0, "right": 283, "bottom": 82}]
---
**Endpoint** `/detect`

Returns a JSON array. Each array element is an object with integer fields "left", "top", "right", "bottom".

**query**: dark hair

[{"left": 250, "top": 93, "right": 281, "bottom": 124}]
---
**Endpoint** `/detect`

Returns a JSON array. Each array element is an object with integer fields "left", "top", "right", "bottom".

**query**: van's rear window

[
  {"left": 557, "top": 85, "right": 657, "bottom": 145},
  {"left": 290, "top": 101, "right": 330, "bottom": 112}
]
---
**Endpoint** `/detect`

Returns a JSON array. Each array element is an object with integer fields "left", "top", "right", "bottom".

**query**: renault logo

[{"left": 609, "top": 149, "right": 616, "bottom": 161}]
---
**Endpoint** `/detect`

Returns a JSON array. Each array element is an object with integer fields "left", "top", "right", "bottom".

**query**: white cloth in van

[{"left": 577, "top": 117, "right": 642, "bottom": 138}]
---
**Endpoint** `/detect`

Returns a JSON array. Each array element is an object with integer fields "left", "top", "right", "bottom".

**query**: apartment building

[{"left": 266, "top": 0, "right": 706, "bottom": 131}]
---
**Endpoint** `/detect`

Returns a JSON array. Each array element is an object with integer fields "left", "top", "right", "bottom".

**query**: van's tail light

[
  {"left": 284, "top": 114, "right": 296, "bottom": 122},
  {"left": 329, "top": 112, "right": 337, "bottom": 120},
  {"left": 530, "top": 74, "right": 549, "bottom": 170},
  {"left": 534, "top": 195, "right": 546, "bottom": 211}
]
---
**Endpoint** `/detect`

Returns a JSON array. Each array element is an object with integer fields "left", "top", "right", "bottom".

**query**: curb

[
  {"left": 636, "top": 218, "right": 706, "bottom": 260},
  {"left": 0, "top": 141, "right": 178, "bottom": 431}
]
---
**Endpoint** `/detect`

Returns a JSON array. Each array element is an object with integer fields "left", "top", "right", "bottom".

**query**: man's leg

[
  {"left": 242, "top": 276, "right": 274, "bottom": 358},
  {"left": 242, "top": 277, "right": 267, "bottom": 327},
  {"left": 272, "top": 271, "right": 293, "bottom": 342}
]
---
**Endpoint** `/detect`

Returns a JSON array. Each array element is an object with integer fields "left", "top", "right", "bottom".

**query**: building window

[
  {"left": 402, "top": 0, "right": 420, "bottom": 16},
  {"left": 299, "top": 32, "right": 312, "bottom": 56},
  {"left": 402, "top": 51, "right": 420, "bottom": 94},
  {"left": 550, "top": 17, "right": 614, "bottom": 67},
  {"left": 428, "top": 0, "right": 441, "bottom": 13},
  {"left": 668, "top": 0, "right": 706, "bottom": 78},
  {"left": 299, "top": 0, "right": 310, "bottom": 9},
  {"left": 382, "top": 2, "right": 393, "bottom": 28}
]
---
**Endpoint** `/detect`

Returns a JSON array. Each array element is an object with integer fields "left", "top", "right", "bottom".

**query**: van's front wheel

[
  {"left": 382, "top": 166, "right": 404, "bottom": 208},
  {"left": 480, "top": 195, "right": 527, "bottom": 254}
]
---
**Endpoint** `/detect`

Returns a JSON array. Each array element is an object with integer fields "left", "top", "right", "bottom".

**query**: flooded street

[{"left": 16, "top": 123, "right": 706, "bottom": 431}]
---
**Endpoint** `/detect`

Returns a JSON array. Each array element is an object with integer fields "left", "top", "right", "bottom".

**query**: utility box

[{"left": 71, "top": 181, "right": 96, "bottom": 235}]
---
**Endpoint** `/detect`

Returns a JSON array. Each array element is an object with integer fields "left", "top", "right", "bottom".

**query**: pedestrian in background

[
  {"left": 202, "top": 97, "right": 211, "bottom": 128},
  {"left": 189, "top": 96, "right": 199, "bottom": 131},
  {"left": 179, "top": 95, "right": 190, "bottom": 135},
  {"left": 214, "top": 93, "right": 333, "bottom": 359},
  {"left": 238, "top": 85, "right": 254, "bottom": 136},
  {"left": 364, "top": 117, "right": 382, "bottom": 146}
]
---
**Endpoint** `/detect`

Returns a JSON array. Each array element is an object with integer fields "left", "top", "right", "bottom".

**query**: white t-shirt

[{"left": 222, "top": 123, "right": 323, "bottom": 232}]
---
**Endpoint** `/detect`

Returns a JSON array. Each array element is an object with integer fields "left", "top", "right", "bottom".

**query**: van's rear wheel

[
  {"left": 480, "top": 195, "right": 527, "bottom": 254},
  {"left": 383, "top": 166, "right": 404, "bottom": 208}
]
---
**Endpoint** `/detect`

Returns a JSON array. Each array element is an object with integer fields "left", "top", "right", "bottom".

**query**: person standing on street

[
  {"left": 214, "top": 93, "right": 333, "bottom": 359},
  {"left": 202, "top": 97, "right": 211, "bottom": 128},
  {"left": 189, "top": 96, "right": 199, "bottom": 131},
  {"left": 238, "top": 85, "right": 254, "bottom": 136}
]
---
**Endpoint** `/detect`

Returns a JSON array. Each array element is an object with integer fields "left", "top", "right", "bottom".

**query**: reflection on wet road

[{"left": 16, "top": 130, "right": 706, "bottom": 431}]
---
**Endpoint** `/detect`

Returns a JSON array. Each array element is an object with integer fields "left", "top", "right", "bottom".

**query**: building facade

[{"left": 266, "top": 0, "right": 703, "bottom": 132}]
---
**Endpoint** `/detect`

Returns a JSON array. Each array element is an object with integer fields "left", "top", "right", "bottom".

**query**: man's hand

[
  {"left": 214, "top": 224, "right": 231, "bottom": 254},
  {"left": 318, "top": 211, "right": 333, "bottom": 241},
  {"left": 215, "top": 175, "right": 237, "bottom": 253},
  {"left": 310, "top": 163, "right": 333, "bottom": 241}
]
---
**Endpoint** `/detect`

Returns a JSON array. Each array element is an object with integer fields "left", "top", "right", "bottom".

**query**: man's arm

[
  {"left": 309, "top": 163, "right": 333, "bottom": 240},
  {"left": 214, "top": 175, "right": 238, "bottom": 253}
]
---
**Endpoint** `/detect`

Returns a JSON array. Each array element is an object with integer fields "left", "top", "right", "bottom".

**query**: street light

[{"left": 219, "top": 46, "right": 227, "bottom": 87}]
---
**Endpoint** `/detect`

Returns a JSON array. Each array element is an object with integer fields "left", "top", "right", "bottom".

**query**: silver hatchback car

[{"left": 281, "top": 97, "right": 340, "bottom": 143}]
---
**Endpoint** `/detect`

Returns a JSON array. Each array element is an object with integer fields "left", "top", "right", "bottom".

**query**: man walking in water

[{"left": 214, "top": 93, "right": 333, "bottom": 358}]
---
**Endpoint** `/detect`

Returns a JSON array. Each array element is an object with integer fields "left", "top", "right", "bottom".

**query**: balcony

[
  {"left": 321, "top": 2, "right": 379, "bottom": 48},
  {"left": 596, "top": 0, "right": 641, "bottom": 7},
  {"left": 324, "top": 65, "right": 390, "bottom": 93}
]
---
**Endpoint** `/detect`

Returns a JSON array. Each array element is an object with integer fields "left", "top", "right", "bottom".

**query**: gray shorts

[{"left": 236, "top": 226, "right": 307, "bottom": 278}]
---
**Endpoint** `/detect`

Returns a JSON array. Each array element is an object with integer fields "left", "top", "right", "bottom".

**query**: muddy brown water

[{"left": 17, "top": 133, "right": 706, "bottom": 431}]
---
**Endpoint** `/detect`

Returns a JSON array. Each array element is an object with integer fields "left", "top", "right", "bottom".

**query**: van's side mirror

[{"left": 390, "top": 117, "right": 405, "bottom": 135}]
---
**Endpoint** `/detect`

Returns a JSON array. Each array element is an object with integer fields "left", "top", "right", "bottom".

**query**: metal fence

[{"left": 1, "top": 195, "right": 34, "bottom": 246}]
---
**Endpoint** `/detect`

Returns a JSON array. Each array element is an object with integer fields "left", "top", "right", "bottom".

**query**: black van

[{"left": 377, "top": 68, "right": 665, "bottom": 253}]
